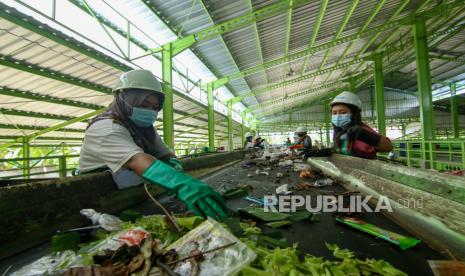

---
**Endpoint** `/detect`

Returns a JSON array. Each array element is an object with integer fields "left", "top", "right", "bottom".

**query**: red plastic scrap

[{"left": 117, "top": 229, "right": 149, "bottom": 246}]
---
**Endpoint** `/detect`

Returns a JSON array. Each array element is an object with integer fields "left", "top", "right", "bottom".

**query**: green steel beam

[
  {"left": 148, "top": 0, "right": 310, "bottom": 56},
  {"left": 71, "top": 0, "right": 218, "bottom": 101},
  {"left": 231, "top": 58, "right": 367, "bottom": 103},
  {"left": 210, "top": 16, "right": 404, "bottom": 90},
  {"left": 241, "top": 111, "right": 247, "bottom": 146},
  {"left": 0, "top": 2, "right": 131, "bottom": 72},
  {"left": 162, "top": 45, "right": 174, "bottom": 148},
  {"left": 352, "top": 1, "right": 465, "bottom": 89},
  {"left": 207, "top": 0, "right": 456, "bottom": 93},
  {"left": 0, "top": 55, "right": 112, "bottom": 94},
  {"left": 298, "top": 0, "right": 329, "bottom": 77},
  {"left": 324, "top": 101, "right": 331, "bottom": 146},
  {"left": 414, "top": 19, "right": 435, "bottom": 140},
  {"left": 0, "top": 108, "right": 73, "bottom": 121},
  {"left": 227, "top": 101, "right": 233, "bottom": 151},
  {"left": 0, "top": 108, "right": 106, "bottom": 149},
  {"left": 81, "top": 0, "right": 127, "bottom": 58},
  {"left": 430, "top": 54, "right": 465, "bottom": 65},
  {"left": 323, "top": 0, "right": 386, "bottom": 83},
  {"left": 311, "top": 0, "right": 359, "bottom": 87},
  {"left": 155, "top": 110, "right": 205, "bottom": 127},
  {"left": 22, "top": 137, "right": 30, "bottom": 179},
  {"left": 250, "top": 80, "right": 346, "bottom": 111},
  {"left": 207, "top": 84, "right": 215, "bottom": 150},
  {"left": 374, "top": 53, "right": 386, "bottom": 136},
  {"left": 198, "top": 0, "right": 251, "bottom": 95},
  {"left": 0, "top": 87, "right": 103, "bottom": 110},
  {"left": 283, "top": 0, "right": 293, "bottom": 75},
  {"left": 0, "top": 136, "right": 83, "bottom": 142},
  {"left": 339, "top": 0, "right": 429, "bottom": 78},
  {"left": 0, "top": 123, "right": 83, "bottom": 133},
  {"left": 450, "top": 83, "right": 460, "bottom": 138}
]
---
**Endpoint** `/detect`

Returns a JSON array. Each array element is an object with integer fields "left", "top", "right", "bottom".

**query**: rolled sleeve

[{"left": 100, "top": 124, "right": 144, "bottom": 172}]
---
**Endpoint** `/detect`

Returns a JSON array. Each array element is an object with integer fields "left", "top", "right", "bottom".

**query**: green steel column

[
  {"left": 207, "top": 84, "right": 215, "bottom": 151},
  {"left": 349, "top": 78, "right": 357, "bottom": 93},
  {"left": 413, "top": 20, "right": 435, "bottom": 140},
  {"left": 162, "top": 46, "right": 175, "bottom": 149},
  {"left": 319, "top": 127, "right": 323, "bottom": 144},
  {"left": 227, "top": 101, "right": 233, "bottom": 151},
  {"left": 241, "top": 111, "right": 247, "bottom": 146},
  {"left": 450, "top": 83, "right": 459, "bottom": 138},
  {"left": 374, "top": 53, "right": 386, "bottom": 136},
  {"left": 324, "top": 101, "right": 331, "bottom": 146},
  {"left": 22, "top": 137, "right": 30, "bottom": 179}
]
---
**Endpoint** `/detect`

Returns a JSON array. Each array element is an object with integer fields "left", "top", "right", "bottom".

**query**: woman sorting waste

[
  {"left": 289, "top": 126, "right": 312, "bottom": 156},
  {"left": 79, "top": 69, "right": 228, "bottom": 219},
  {"left": 244, "top": 132, "right": 254, "bottom": 149},
  {"left": 330, "top": 91, "right": 392, "bottom": 159}
]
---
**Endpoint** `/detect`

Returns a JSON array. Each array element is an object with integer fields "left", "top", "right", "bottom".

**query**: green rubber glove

[
  {"left": 142, "top": 160, "right": 228, "bottom": 220},
  {"left": 166, "top": 157, "right": 183, "bottom": 171}
]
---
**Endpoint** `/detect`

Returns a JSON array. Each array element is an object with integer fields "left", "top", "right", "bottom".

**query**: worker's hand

[
  {"left": 346, "top": 126, "right": 381, "bottom": 146},
  {"left": 175, "top": 177, "right": 228, "bottom": 220},
  {"left": 166, "top": 157, "right": 183, "bottom": 171},
  {"left": 142, "top": 160, "right": 228, "bottom": 220}
]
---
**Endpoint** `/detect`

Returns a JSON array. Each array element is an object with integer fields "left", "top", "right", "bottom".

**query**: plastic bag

[
  {"left": 167, "top": 218, "right": 256, "bottom": 276},
  {"left": 314, "top": 178, "right": 333, "bottom": 187},
  {"left": 11, "top": 250, "right": 86, "bottom": 276},
  {"left": 80, "top": 208, "right": 123, "bottom": 232}
]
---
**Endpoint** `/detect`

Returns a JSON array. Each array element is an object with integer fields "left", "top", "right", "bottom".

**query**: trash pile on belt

[{"left": 12, "top": 207, "right": 410, "bottom": 276}]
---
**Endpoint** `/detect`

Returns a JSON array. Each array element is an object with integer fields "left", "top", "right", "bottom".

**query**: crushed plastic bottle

[
  {"left": 80, "top": 209, "right": 123, "bottom": 232},
  {"left": 313, "top": 178, "right": 334, "bottom": 187}
]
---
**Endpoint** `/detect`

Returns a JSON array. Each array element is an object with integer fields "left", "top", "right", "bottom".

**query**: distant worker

[
  {"left": 289, "top": 126, "right": 312, "bottom": 157},
  {"left": 285, "top": 137, "right": 292, "bottom": 146},
  {"left": 78, "top": 69, "right": 227, "bottom": 219},
  {"left": 330, "top": 91, "right": 392, "bottom": 159},
  {"left": 244, "top": 132, "right": 254, "bottom": 149},
  {"left": 254, "top": 136, "right": 265, "bottom": 149}
]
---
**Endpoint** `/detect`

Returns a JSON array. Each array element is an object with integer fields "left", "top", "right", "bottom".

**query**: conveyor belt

[
  {"left": 1, "top": 158, "right": 446, "bottom": 275},
  {"left": 200, "top": 159, "right": 445, "bottom": 276}
]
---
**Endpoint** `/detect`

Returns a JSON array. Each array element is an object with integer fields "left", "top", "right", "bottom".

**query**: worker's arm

[
  {"left": 347, "top": 126, "right": 393, "bottom": 153},
  {"left": 124, "top": 152, "right": 227, "bottom": 219},
  {"left": 375, "top": 136, "right": 393, "bottom": 152},
  {"left": 125, "top": 152, "right": 156, "bottom": 175}
]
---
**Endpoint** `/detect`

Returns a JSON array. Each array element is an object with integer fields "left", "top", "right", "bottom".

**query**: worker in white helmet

[
  {"left": 79, "top": 69, "right": 227, "bottom": 219},
  {"left": 289, "top": 126, "right": 312, "bottom": 156},
  {"left": 244, "top": 132, "right": 254, "bottom": 149},
  {"left": 329, "top": 91, "right": 392, "bottom": 159}
]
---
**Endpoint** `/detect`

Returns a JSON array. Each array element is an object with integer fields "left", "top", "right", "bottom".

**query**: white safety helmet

[
  {"left": 330, "top": 91, "right": 362, "bottom": 110},
  {"left": 295, "top": 126, "right": 308, "bottom": 134},
  {"left": 113, "top": 69, "right": 165, "bottom": 105},
  {"left": 245, "top": 132, "right": 253, "bottom": 138}
]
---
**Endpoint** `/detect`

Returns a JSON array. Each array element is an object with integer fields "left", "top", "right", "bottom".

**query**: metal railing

[
  {"left": 0, "top": 154, "right": 80, "bottom": 179},
  {"left": 391, "top": 140, "right": 465, "bottom": 170}
]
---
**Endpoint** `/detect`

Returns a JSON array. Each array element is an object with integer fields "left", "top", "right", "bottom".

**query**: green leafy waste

[
  {"left": 238, "top": 241, "right": 407, "bottom": 276},
  {"left": 50, "top": 213, "right": 407, "bottom": 275}
]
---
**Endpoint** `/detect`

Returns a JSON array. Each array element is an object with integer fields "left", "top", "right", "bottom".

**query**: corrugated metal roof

[{"left": 1, "top": 0, "right": 465, "bottom": 143}]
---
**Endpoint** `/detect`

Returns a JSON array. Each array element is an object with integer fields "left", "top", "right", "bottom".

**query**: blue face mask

[
  {"left": 332, "top": 114, "right": 352, "bottom": 128},
  {"left": 130, "top": 107, "right": 158, "bottom": 127}
]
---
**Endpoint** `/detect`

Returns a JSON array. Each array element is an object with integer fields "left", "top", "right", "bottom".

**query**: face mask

[
  {"left": 332, "top": 114, "right": 352, "bottom": 128},
  {"left": 130, "top": 107, "right": 158, "bottom": 127}
]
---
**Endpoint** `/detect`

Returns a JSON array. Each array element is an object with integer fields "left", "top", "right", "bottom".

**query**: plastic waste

[
  {"left": 11, "top": 250, "right": 86, "bottom": 276},
  {"left": 80, "top": 209, "right": 123, "bottom": 232},
  {"left": 167, "top": 218, "right": 256, "bottom": 276},
  {"left": 335, "top": 216, "right": 421, "bottom": 250},
  {"left": 314, "top": 178, "right": 334, "bottom": 187},
  {"left": 276, "top": 184, "right": 292, "bottom": 195}
]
